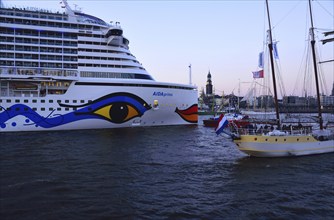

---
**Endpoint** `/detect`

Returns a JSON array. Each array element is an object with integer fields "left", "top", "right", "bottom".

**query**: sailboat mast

[
  {"left": 308, "top": 0, "right": 323, "bottom": 130},
  {"left": 265, "top": 0, "right": 281, "bottom": 129}
]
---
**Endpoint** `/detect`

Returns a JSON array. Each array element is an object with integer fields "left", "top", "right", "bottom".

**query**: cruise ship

[{"left": 0, "top": 0, "right": 198, "bottom": 132}]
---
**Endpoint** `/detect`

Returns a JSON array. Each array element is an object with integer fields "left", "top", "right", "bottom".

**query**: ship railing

[
  {"left": 230, "top": 123, "right": 313, "bottom": 136},
  {"left": 0, "top": 68, "right": 79, "bottom": 80}
]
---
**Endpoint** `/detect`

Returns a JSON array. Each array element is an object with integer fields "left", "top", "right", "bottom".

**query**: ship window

[
  {"left": 49, "top": 108, "right": 54, "bottom": 111},
  {"left": 73, "top": 100, "right": 77, "bottom": 103},
  {"left": 7, "top": 99, "right": 11, "bottom": 103},
  {"left": 65, "top": 100, "right": 69, "bottom": 103},
  {"left": 32, "top": 100, "right": 37, "bottom": 103},
  {"left": 41, "top": 100, "right": 45, "bottom": 103},
  {"left": 41, "top": 108, "right": 45, "bottom": 111},
  {"left": 15, "top": 99, "right": 20, "bottom": 103},
  {"left": 49, "top": 100, "right": 54, "bottom": 103},
  {"left": 81, "top": 100, "right": 85, "bottom": 103},
  {"left": 297, "top": 139, "right": 299, "bottom": 141},
  {"left": 57, "top": 100, "right": 61, "bottom": 103},
  {"left": 65, "top": 108, "right": 69, "bottom": 111},
  {"left": 6, "top": 108, "right": 11, "bottom": 111},
  {"left": 15, "top": 107, "right": 20, "bottom": 111},
  {"left": 24, "top": 100, "right": 28, "bottom": 103},
  {"left": 24, "top": 108, "right": 28, "bottom": 111},
  {"left": 57, "top": 108, "right": 61, "bottom": 111},
  {"left": 33, "top": 108, "right": 37, "bottom": 111}
]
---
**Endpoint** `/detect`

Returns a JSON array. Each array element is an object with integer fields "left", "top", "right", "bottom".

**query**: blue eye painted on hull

[{"left": 0, "top": 92, "right": 151, "bottom": 129}]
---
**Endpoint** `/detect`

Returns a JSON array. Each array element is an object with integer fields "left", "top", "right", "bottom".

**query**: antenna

[{"left": 60, "top": 0, "right": 75, "bottom": 18}]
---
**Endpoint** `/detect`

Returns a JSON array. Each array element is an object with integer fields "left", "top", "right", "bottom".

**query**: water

[{"left": 1, "top": 116, "right": 333, "bottom": 219}]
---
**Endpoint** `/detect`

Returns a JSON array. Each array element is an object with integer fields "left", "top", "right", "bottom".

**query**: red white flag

[{"left": 252, "top": 69, "right": 264, "bottom": 78}]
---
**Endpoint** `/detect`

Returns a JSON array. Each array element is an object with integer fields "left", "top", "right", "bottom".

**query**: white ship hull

[
  {"left": 0, "top": 81, "right": 198, "bottom": 132},
  {"left": 234, "top": 134, "right": 334, "bottom": 157}
]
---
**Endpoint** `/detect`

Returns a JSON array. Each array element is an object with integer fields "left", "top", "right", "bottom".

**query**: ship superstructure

[{"left": 0, "top": 0, "right": 198, "bottom": 132}]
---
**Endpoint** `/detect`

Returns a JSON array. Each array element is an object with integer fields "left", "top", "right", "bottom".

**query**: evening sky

[{"left": 5, "top": 0, "right": 334, "bottom": 97}]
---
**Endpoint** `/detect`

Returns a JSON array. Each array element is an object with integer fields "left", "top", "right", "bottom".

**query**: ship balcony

[
  {"left": 0, "top": 68, "right": 79, "bottom": 81},
  {"left": 105, "top": 27, "right": 123, "bottom": 46},
  {"left": 107, "top": 35, "right": 122, "bottom": 46},
  {"left": 105, "top": 27, "right": 123, "bottom": 38}
]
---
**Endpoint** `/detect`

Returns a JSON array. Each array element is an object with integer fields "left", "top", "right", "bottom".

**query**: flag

[
  {"left": 215, "top": 114, "right": 229, "bottom": 135},
  {"left": 273, "top": 42, "right": 279, "bottom": 59},
  {"left": 252, "top": 69, "right": 264, "bottom": 78},
  {"left": 258, "top": 52, "right": 264, "bottom": 68}
]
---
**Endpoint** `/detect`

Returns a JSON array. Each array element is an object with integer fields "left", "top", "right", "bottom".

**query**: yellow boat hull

[{"left": 234, "top": 134, "right": 334, "bottom": 157}]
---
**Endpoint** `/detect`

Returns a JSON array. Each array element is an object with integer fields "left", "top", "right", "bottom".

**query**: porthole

[{"left": 254, "top": 138, "right": 257, "bottom": 141}]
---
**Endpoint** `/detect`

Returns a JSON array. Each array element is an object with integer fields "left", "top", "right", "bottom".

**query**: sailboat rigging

[{"left": 229, "top": 0, "right": 334, "bottom": 157}]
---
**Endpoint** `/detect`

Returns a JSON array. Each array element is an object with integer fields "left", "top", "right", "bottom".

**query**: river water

[{"left": 1, "top": 116, "right": 333, "bottom": 219}]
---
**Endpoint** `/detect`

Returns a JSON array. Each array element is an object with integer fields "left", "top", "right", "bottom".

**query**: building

[{"left": 206, "top": 71, "right": 213, "bottom": 95}]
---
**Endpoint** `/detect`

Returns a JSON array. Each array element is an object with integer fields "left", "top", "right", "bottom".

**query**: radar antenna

[{"left": 60, "top": 0, "right": 75, "bottom": 17}]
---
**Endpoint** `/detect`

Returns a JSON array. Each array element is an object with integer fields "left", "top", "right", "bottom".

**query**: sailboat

[{"left": 231, "top": 0, "right": 334, "bottom": 157}]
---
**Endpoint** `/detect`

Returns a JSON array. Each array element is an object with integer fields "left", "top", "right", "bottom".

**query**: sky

[{"left": 4, "top": 0, "right": 334, "bottom": 97}]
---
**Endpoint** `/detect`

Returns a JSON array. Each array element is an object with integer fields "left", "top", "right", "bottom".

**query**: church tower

[{"left": 206, "top": 71, "right": 213, "bottom": 95}]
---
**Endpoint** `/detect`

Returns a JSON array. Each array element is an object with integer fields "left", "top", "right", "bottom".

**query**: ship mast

[
  {"left": 265, "top": 0, "right": 281, "bottom": 129},
  {"left": 189, "top": 64, "right": 192, "bottom": 85},
  {"left": 308, "top": 0, "right": 323, "bottom": 130}
]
